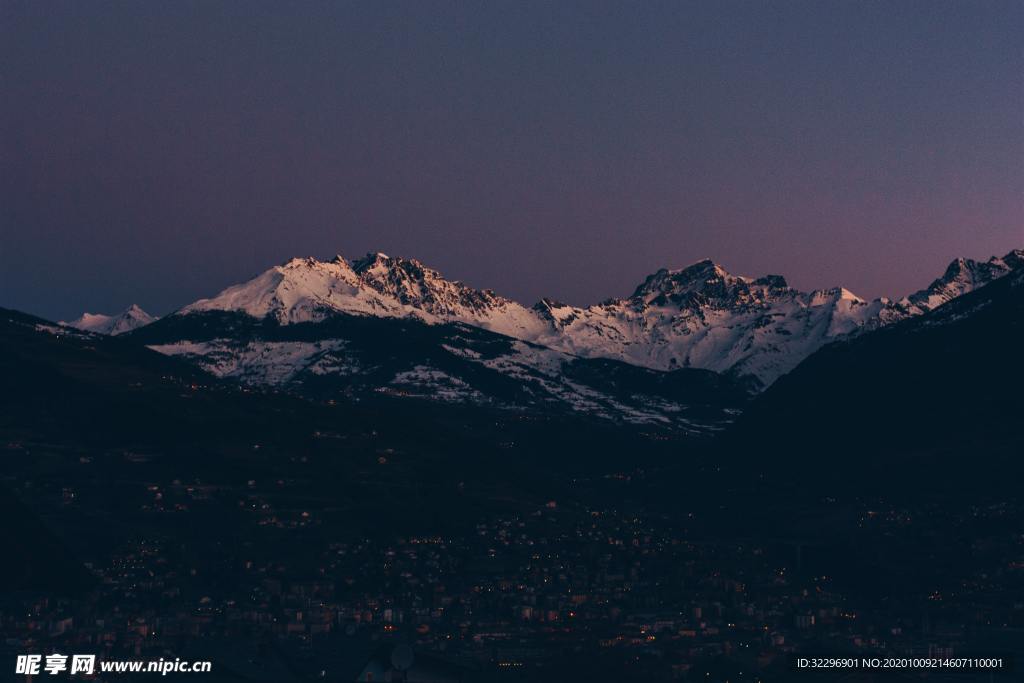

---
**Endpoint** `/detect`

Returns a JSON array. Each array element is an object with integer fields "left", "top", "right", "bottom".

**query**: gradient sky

[{"left": 3, "top": 1, "right": 1022, "bottom": 321}]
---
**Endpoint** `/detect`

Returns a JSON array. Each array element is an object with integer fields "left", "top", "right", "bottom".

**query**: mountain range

[
  {"left": 159, "top": 249, "right": 1018, "bottom": 381},
  {"left": 59, "top": 248, "right": 1021, "bottom": 430}
]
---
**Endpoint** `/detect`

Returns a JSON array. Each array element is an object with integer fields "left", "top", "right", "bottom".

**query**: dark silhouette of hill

[
  {"left": 0, "top": 483, "right": 94, "bottom": 595},
  {"left": 727, "top": 268, "right": 1023, "bottom": 494},
  {"left": 0, "top": 307, "right": 698, "bottom": 545}
]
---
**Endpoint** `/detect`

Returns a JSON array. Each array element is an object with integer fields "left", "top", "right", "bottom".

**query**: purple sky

[{"left": 3, "top": 1, "right": 1022, "bottom": 321}]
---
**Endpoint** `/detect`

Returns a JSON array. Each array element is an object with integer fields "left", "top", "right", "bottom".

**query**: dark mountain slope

[
  {"left": 0, "top": 483, "right": 95, "bottom": 595},
  {"left": 0, "top": 307, "right": 707, "bottom": 543},
  {"left": 0, "top": 308, "right": 229, "bottom": 448},
  {"left": 727, "top": 268, "right": 1023, "bottom": 492},
  {"left": 127, "top": 310, "right": 750, "bottom": 432}
]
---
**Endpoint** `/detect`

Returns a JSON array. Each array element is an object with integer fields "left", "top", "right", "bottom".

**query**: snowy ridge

[
  {"left": 900, "top": 250, "right": 1024, "bottom": 313},
  {"left": 166, "top": 248, "right": 1022, "bottom": 387},
  {"left": 146, "top": 320, "right": 743, "bottom": 432},
  {"left": 530, "top": 250, "right": 1020, "bottom": 383},
  {"left": 181, "top": 254, "right": 546, "bottom": 338},
  {"left": 64, "top": 304, "right": 156, "bottom": 335},
  {"left": 181, "top": 257, "right": 410, "bottom": 323},
  {"left": 351, "top": 253, "right": 546, "bottom": 338}
]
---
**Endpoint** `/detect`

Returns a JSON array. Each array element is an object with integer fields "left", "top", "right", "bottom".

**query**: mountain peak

[
  {"left": 631, "top": 260, "right": 726, "bottom": 298},
  {"left": 943, "top": 256, "right": 972, "bottom": 277},
  {"left": 352, "top": 251, "right": 402, "bottom": 272},
  {"left": 808, "top": 286, "right": 864, "bottom": 305},
  {"left": 752, "top": 274, "right": 789, "bottom": 289},
  {"left": 994, "top": 248, "right": 1024, "bottom": 270},
  {"left": 353, "top": 252, "right": 439, "bottom": 287},
  {"left": 63, "top": 305, "right": 156, "bottom": 335},
  {"left": 281, "top": 256, "right": 318, "bottom": 268},
  {"left": 628, "top": 259, "right": 768, "bottom": 304},
  {"left": 904, "top": 250, "right": 1022, "bottom": 312},
  {"left": 351, "top": 252, "right": 520, "bottom": 319},
  {"left": 669, "top": 258, "right": 728, "bottom": 280}
]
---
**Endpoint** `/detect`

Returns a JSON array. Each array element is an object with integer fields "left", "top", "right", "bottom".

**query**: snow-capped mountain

[
  {"left": 64, "top": 304, "right": 157, "bottom": 336},
  {"left": 528, "top": 250, "right": 1022, "bottom": 383},
  {"left": 121, "top": 247, "right": 1019, "bottom": 429},
  {"left": 181, "top": 253, "right": 546, "bottom": 338},
  {"left": 529, "top": 260, "right": 890, "bottom": 384},
  {"left": 163, "top": 248, "right": 1022, "bottom": 387}
]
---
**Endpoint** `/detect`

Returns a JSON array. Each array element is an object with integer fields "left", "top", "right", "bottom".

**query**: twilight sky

[{"left": 2, "top": 1, "right": 1022, "bottom": 321}]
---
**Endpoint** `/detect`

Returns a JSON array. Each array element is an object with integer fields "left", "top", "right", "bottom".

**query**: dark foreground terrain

[{"left": 1, "top": 286, "right": 1022, "bottom": 681}]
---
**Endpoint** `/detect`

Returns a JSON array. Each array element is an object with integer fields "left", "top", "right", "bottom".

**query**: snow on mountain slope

[
  {"left": 64, "top": 304, "right": 156, "bottom": 335},
  {"left": 528, "top": 261, "right": 888, "bottom": 383},
  {"left": 181, "top": 254, "right": 546, "bottom": 337},
  {"left": 164, "top": 248, "right": 1022, "bottom": 387},
  {"left": 181, "top": 256, "right": 411, "bottom": 323},
  {"left": 529, "top": 251, "right": 1020, "bottom": 383},
  {"left": 143, "top": 315, "right": 745, "bottom": 432},
  {"left": 537, "top": 250, "right": 1020, "bottom": 384},
  {"left": 148, "top": 338, "right": 351, "bottom": 385},
  {"left": 351, "top": 253, "right": 546, "bottom": 338}
]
